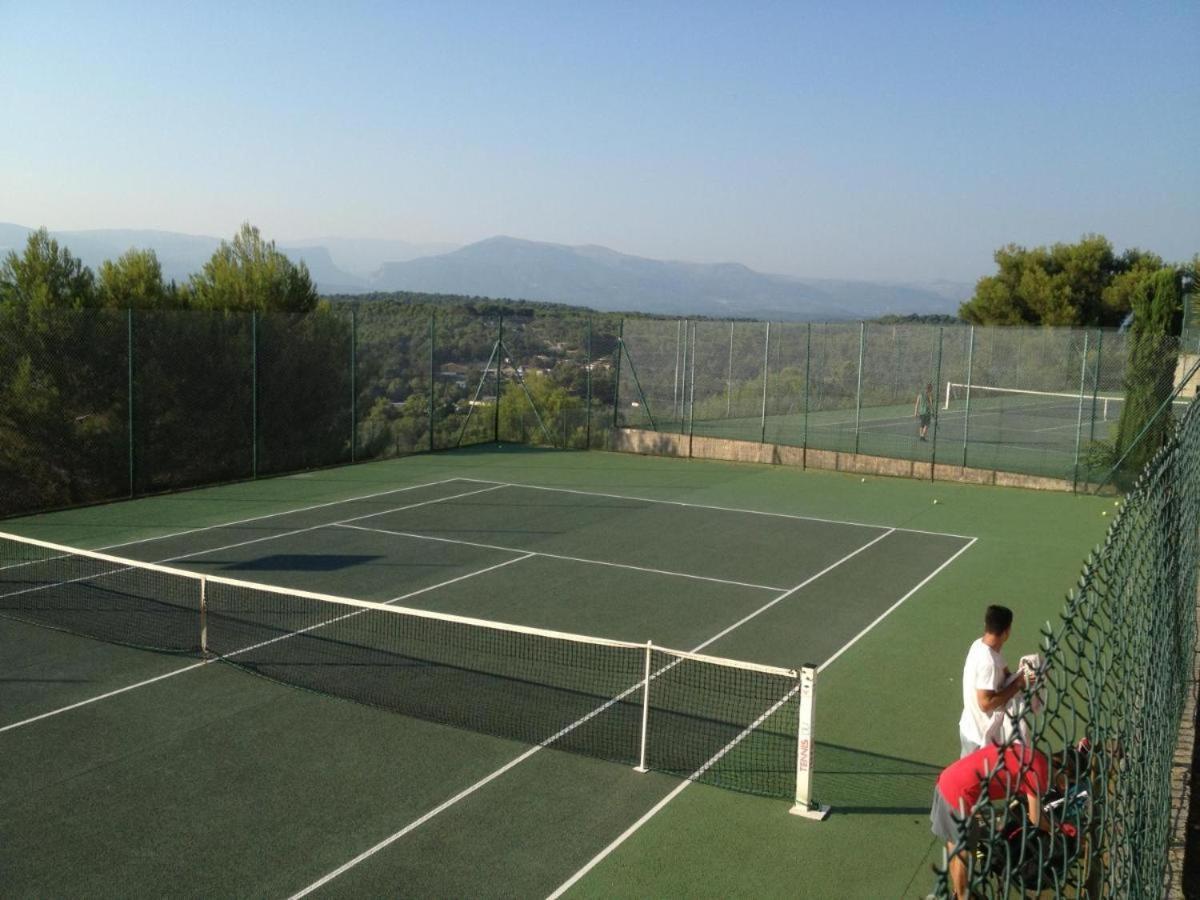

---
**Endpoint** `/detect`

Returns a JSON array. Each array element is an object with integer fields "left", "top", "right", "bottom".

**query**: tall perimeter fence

[
  {"left": 1, "top": 305, "right": 1196, "bottom": 519},
  {"left": 616, "top": 319, "right": 1197, "bottom": 491},
  {"left": 933, "top": 392, "right": 1200, "bottom": 898}
]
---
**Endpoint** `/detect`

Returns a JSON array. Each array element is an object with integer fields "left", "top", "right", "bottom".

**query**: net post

[
  {"left": 199, "top": 576, "right": 208, "bottom": 656},
  {"left": 853, "top": 321, "right": 865, "bottom": 455},
  {"left": 961, "top": 325, "right": 975, "bottom": 467},
  {"left": 635, "top": 640, "right": 652, "bottom": 773},
  {"left": 127, "top": 307, "right": 135, "bottom": 498},
  {"left": 790, "top": 664, "right": 830, "bottom": 820},
  {"left": 760, "top": 321, "right": 770, "bottom": 443},
  {"left": 1071, "top": 330, "right": 1091, "bottom": 492}
]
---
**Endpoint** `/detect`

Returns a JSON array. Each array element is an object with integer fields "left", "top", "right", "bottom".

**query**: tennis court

[{"left": 0, "top": 446, "right": 1110, "bottom": 897}]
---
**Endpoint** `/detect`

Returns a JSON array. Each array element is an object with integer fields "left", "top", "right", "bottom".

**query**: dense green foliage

[
  {"left": 1112, "top": 268, "right": 1183, "bottom": 475},
  {"left": 959, "top": 236, "right": 1166, "bottom": 326}
]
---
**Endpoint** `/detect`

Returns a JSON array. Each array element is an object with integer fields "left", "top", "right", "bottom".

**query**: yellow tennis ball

[
  {"left": 933, "top": 499, "right": 939, "bottom": 505},
  {"left": 1101, "top": 510, "right": 1107, "bottom": 516},
  {"left": 860, "top": 477, "right": 866, "bottom": 483}
]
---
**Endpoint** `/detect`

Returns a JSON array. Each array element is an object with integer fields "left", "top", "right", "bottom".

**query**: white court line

[
  {"left": 452, "top": 478, "right": 976, "bottom": 541},
  {"left": 336, "top": 523, "right": 787, "bottom": 593},
  {"left": 285, "top": 528, "right": 898, "bottom": 898},
  {"left": 0, "top": 550, "right": 535, "bottom": 734},
  {"left": 544, "top": 536, "right": 979, "bottom": 898},
  {"left": 0, "top": 484, "right": 509, "bottom": 606},
  {"left": 0, "top": 477, "right": 467, "bottom": 572}
]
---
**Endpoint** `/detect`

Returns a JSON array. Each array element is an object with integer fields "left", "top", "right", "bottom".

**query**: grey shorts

[{"left": 930, "top": 787, "right": 981, "bottom": 848}]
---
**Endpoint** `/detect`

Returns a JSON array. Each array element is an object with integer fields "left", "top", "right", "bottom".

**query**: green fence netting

[
  {"left": 932, "top": 396, "right": 1200, "bottom": 898},
  {"left": 0, "top": 304, "right": 620, "bottom": 519},
  {"left": 616, "top": 319, "right": 1190, "bottom": 487}
]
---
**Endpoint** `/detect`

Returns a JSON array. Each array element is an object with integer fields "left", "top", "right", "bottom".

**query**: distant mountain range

[{"left": 0, "top": 224, "right": 971, "bottom": 320}]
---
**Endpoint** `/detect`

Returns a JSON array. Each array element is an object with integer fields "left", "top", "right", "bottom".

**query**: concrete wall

[{"left": 611, "top": 428, "right": 1077, "bottom": 492}]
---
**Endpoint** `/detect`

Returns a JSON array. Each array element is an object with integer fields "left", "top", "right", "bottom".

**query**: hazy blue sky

[{"left": 1, "top": 1, "right": 1196, "bottom": 282}]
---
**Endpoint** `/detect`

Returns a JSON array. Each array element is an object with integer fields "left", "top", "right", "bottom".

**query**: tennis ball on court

[
  {"left": 1113, "top": 500, "right": 1120, "bottom": 507},
  {"left": 1101, "top": 510, "right": 1107, "bottom": 516},
  {"left": 932, "top": 499, "right": 939, "bottom": 505},
  {"left": 860, "top": 477, "right": 866, "bottom": 483}
]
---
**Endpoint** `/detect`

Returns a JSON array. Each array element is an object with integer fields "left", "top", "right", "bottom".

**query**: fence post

[
  {"left": 585, "top": 318, "right": 593, "bottom": 449},
  {"left": 727, "top": 321, "right": 735, "bottom": 417},
  {"left": 612, "top": 319, "right": 624, "bottom": 430},
  {"left": 127, "top": 308, "right": 135, "bottom": 498},
  {"left": 961, "top": 325, "right": 975, "bottom": 467},
  {"left": 1071, "top": 331, "right": 1091, "bottom": 492},
  {"left": 494, "top": 314, "right": 503, "bottom": 443},
  {"left": 350, "top": 305, "right": 357, "bottom": 462},
  {"left": 803, "top": 323, "right": 812, "bottom": 467},
  {"left": 930, "top": 327, "right": 944, "bottom": 481},
  {"left": 680, "top": 319, "right": 689, "bottom": 424},
  {"left": 673, "top": 319, "right": 682, "bottom": 424},
  {"left": 429, "top": 312, "right": 436, "bottom": 453},
  {"left": 687, "top": 321, "right": 697, "bottom": 456},
  {"left": 853, "top": 321, "right": 866, "bottom": 455},
  {"left": 251, "top": 310, "right": 258, "bottom": 479},
  {"left": 760, "top": 321, "right": 771, "bottom": 443},
  {"left": 1088, "top": 329, "right": 1104, "bottom": 446}
]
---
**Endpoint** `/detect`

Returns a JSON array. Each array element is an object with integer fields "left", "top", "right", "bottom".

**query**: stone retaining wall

[{"left": 611, "top": 428, "right": 1077, "bottom": 492}]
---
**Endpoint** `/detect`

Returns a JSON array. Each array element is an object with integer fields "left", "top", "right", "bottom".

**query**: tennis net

[
  {"left": 0, "top": 530, "right": 824, "bottom": 811},
  {"left": 942, "top": 382, "right": 1191, "bottom": 423}
]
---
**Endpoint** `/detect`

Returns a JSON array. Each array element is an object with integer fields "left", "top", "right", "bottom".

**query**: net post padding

[{"left": 790, "top": 664, "right": 830, "bottom": 820}]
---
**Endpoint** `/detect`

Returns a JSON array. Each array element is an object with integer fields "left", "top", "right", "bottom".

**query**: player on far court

[
  {"left": 915, "top": 382, "right": 934, "bottom": 441},
  {"left": 958, "top": 605, "right": 1028, "bottom": 757}
]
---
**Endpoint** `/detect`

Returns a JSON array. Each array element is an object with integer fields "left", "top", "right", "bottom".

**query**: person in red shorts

[{"left": 930, "top": 742, "right": 1050, "bottom": 899}]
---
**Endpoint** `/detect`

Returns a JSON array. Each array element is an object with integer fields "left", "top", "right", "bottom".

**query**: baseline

[{"left": 452, "top": 478, "right": 975, "bottom": 541}]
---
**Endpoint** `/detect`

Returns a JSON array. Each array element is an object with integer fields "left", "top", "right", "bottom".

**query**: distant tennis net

[
  {"left": 0, "top": 531, "right": 823, "bottom": 810},
  {"left": 943, "top": 382, "right": 1191, "bottom": 423}
]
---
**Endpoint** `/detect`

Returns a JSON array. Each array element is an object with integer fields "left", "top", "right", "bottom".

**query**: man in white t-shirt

[{"left": 958, "top": 604, "right": 1027, "bottom": 757}]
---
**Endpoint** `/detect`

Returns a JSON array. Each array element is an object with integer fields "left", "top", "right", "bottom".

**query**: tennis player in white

[{"left": 958, "top": 604, "right": 1027, "bottom": 757}]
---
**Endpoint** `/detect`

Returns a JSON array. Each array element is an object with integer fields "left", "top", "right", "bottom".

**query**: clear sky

[{"left": 1, "top": 1, "right": 1196, "bottom": 282}]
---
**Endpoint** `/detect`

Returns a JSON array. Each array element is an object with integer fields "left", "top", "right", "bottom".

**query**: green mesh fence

[
  {"left": 616, "top": 319, "right": 1190, "bottom": 488},
  {"left": 932, "top": 397, "right": 1200, "bottom": 898}
]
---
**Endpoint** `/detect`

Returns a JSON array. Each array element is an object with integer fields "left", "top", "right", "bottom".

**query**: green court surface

[{"left": 0, "top": 445, "right": 1111, "bottom": 898}]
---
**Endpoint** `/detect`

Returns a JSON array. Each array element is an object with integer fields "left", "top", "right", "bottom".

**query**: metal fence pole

[
  {"left": 760, "top": 322, "right": 771, "bottom": 443},
  {"left": 673, "top": 320, "right": 682, "bottom": 423},
  {"left": 350, "top": 305, "right": 357, "bottom": 462},
  {"left": 803, "top": 323, "right": 812, "bottom": 465},
  {"left": 930, "top": 327, "right": 944, "bottom": 480},
  {"left": 961, "top": 325, "right": 975, "bottom": 467},
  {"left": 251, "top": 310, "right": 258, "bottom": 479},
  {"left": 494, "top": 314, "right": 503, "bottom": 443},
  {"left": 727, "top": 321, "right": 735, "bottom": 418},
  {"left": 680, "top": 319, "right": 689, "bottom": 424},
  {"left": 127, "top": 308, "right": 135, "bottom": 497},
  {"left": 853, "top": 321, "right": 866, "bottom": 455},
  {"left": 1071, "top": 331, "right": 1091, "bottom": 492},
  {"left": 612, "top": 319, "right": 624, "bottom": 430},
  {"left": 429, "top": 313, "right": 436, "bottom": 453},
  {"left": 585, "top": 318, "right": 593, "bottom": 449},
  {"left": 1088, "top": 329, "right": 1104, "bottom": 446},
  {"left": 687, "top": 321, "right": 697, "bottom": 452}
]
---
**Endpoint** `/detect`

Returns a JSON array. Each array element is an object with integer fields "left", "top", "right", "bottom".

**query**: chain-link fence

[
  {"left": 617, "top": 319, "right": 1193, "bottom": 488},
  {"left": 0, "top": 305, "right": 622, "bottom": 519},
  {"left": 932, "top": 393, "right": 1200, "bottom": 898}
]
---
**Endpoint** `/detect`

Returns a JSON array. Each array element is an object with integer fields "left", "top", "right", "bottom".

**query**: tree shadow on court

[{"left": 813, "top": 740, "right": 943, "bottom": 815}]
